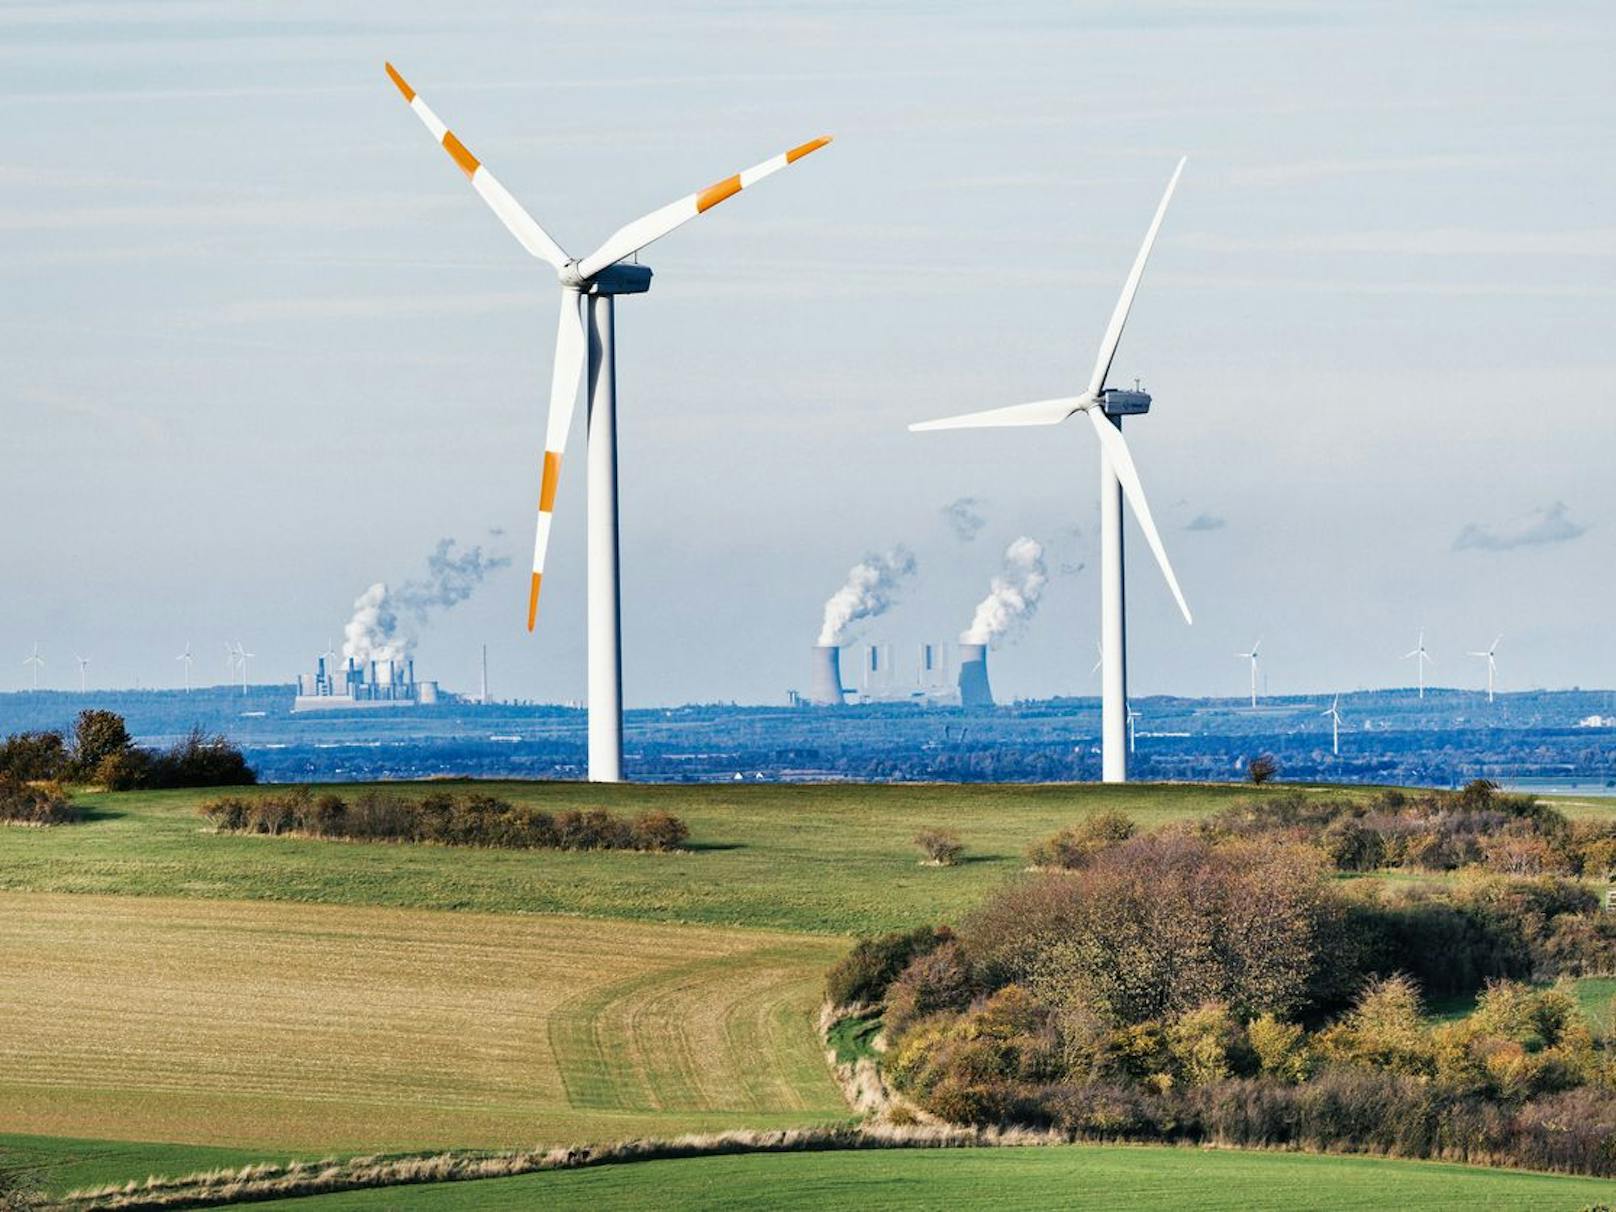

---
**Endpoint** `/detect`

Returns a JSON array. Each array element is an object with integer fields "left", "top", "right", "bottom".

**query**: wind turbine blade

[
  {"left": 575, "top": 135, "right": 832, "bottom": 279},
  {"left": 910, "top": 396, "right": 1088, "bottom": 432},
  {"left": 1087, "top": 157, "right": 1186, "bottom": 397},
  {"left": 527, "top": 291, "right": 587, "bottom": 630},
  {"left": 384, "top": 63, "right": 570, "bottom": 269},
  {"left": 1085, "top": 408, "right": 1192, "bottom": 624}
]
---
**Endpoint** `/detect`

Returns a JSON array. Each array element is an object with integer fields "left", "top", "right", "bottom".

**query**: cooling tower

[
  {"left": 957, "top": 642, "right": 994, "bottom": 708},
  {"left": 808, "top": 644, "right": 846, "bottom": 705}
]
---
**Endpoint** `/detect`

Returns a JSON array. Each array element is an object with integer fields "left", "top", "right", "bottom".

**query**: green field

[
  {"left": 4, "top": 779, "right": 1614, "bottom": 1206},
  {"left": 241, "top": 1145, "right": 1616, "bottom": 1211}
]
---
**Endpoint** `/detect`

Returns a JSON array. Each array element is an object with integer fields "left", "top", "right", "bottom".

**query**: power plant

[
  {"left": 800, "top": 641, "right": 985, "bottom": 708},
  {"left": 293, "top": 653, "right": 439, "bottom": 712},
  {"left": 957, "top": 643, "right": 993, "bottom": 708}
]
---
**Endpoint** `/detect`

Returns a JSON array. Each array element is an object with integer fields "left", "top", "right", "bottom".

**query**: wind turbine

[
  {"left": 75, "top": 653, "right": 90, "bottom": 693},
  {"left": 22, "top": 643, "right": 44, "bottom": 691},
  {"left": 1126, "top": 705, "right": 1139, "bottom": 755},
  {"left": 177, "top": 642, "right": 193, "bottom": 692},
  {"left": 385, "top": 63, "right": 831, "bottom": 783},
  {"left": 1235, "top": 638, "right": 1261, "bottom": 708},
  {"left": 1403, "top": 629, "right": 1434, "bottom": 699},
  {"left": 1322, "top": 694, "right": 1343, "bottom": 756},
  {"left": 1468, "top": 635, "right": 1501, "bottom": 703},
  {"left": 231, "top": 642, "right": 253, "bottom": 695},
  {"left": 910, "top": 160, "right": 1192, "bottom": 783}
]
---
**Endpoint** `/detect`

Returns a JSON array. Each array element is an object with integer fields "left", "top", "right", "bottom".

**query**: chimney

[
  {"left": 807, "top": 645, "right": 846, "bottom": 705},
  {"left": 958, "top": 642, "right": 993, "bottom": 708}
]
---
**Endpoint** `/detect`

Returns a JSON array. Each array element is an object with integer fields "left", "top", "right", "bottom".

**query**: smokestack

[
  {"left": 480, "top": 643, "right": 488, "bottom": 704},
  {"left": 808, "top": 645, "right": 846, "bottom": 705},
  {"left": 958, "top": 642, "right": 993, "bottom": 708}
]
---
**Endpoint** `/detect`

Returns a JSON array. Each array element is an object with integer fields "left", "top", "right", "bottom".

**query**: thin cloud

[
  {"left": 1453, "top": 502, "right": 1587, "bottom": 552},
  {"left": 941, "top": 497, "right": 987, "bottom": 543},
  {"left": 1184, "top": 512, "right": 1227, "bottom": 532}
]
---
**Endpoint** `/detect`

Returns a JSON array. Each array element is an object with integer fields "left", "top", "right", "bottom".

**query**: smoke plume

[
  {"left": 941, "top": 497, "right": 987, "bottom": 543},
  {"left": 961, "top": 536, "right": 1048, "bottom": 647},
  {"left": 342, "top": 537, "right": 511, "bottom": 666},
  {"left": 817, "top": 546, "right": 918, "bottom": 647}
]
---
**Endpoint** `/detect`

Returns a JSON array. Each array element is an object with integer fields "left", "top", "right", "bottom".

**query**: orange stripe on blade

[
  {"left": 443, "top": 131, "right": 480, "bottom": 179},
  {"left": 527, "top": 572, "right": 542, "bottom": 631},
  {"left": 384, "top": 62, "right": 415, "bottom": 102},
  {"left": 696, "top": 174, "right": 742, "bottom": 212},
  {"left": 539, "top": 451, "right": 562, "bottom": 512},
  {"left": 786, "top": 136, "right": 831, "bottom": 163}
]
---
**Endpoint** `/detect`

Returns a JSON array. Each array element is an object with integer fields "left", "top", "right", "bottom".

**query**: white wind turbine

[
  {"left": 1322, "top": 694, "right": 1343, "bottom": 756},
  {"left": 1126, "top": 705, "right": 1139, "bottom": 755},
  {"left": 1468, "top": 635, "right": 1501, "bottom": 703},
  {"left": 1236, "top": 638, "right": 1261, "bottom": 708},
  {"left": 911, "top": 160, "right": 1192, "bottom": 783},
  {"left": 22, "top": 643, "right": 44, "bottom": 691},
  {"left": 177, "top": 642, "right": 193, "bottom": 692},
  {"left": 386, "top": 63, "right": 831, "bottom": 783},
  {"left": 1404, "top": 629, "right": 1434, "bottom": 699},
  {"left": 75, "top": 653, "right": 90, "bottom": 692},
  {"left": 230, "top": 641, "right": 253, "bottom": 695}
]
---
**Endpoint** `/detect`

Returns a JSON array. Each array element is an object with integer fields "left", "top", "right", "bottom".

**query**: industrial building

[
  {"left": 293, "top": 653, "right": 439, "bottom": 712},
  {"left": 797, "top": 641, "right": 978, "bottom": 708}
]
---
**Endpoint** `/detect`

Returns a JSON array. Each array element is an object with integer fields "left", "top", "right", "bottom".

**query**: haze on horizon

[{"left": 1, "top": 1, "right": 1611, "bottom": 706}]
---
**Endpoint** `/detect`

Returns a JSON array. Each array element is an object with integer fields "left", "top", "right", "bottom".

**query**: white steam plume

[
  {"left": 342, "top": 537, "right": 510, "bottom": 667},
  {"left": 817, "top": 546, "right": 918, "bottom": 647},
  {"left": 961, "top": 536, "right": 1047, "bottom": 647}
]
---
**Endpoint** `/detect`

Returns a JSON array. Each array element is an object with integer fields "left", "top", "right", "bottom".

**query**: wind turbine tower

[
  {"left": 231, "top": 642, "right": 253, "bottom": 695},
  {"left": 177, "top": 642, "right": 194, "bottom": 692},
  {"left": 1322, "top": 694, "right": 1343, "bottom": 756},
  {"left": 22, "top": 643, "right": 43, "bottom": 691},
  {"left": 1468, "top": 635, "right": 1501, "bottom": 703},
  {"left": 1236, "top": 639, "right": 1261, "bottom": 708},
  {"left": 386, "top": 63, "right": 830, "bottom": 782},
  {"left": 911, "top": 160, "right": 1193, "bottom": 783},
  {"left": 1404, "top": 629, "right": 1434, "bottom": 699},
  {"left": 75, "top": 653, "right": 89, "bottom": 693}
]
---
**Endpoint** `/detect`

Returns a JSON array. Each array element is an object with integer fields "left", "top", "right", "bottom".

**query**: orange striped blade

[{"left": 527, "top": 573, "right": 542, "bottom": 631}]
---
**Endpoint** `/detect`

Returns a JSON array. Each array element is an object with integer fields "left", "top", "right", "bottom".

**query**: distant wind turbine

[
  {"left": 177, "top": 642, "right": 193, "bottom": 692},
  {"left": 1322, "top": 694, "right": 1343, "bottom": 756},
  {"left": 1090, "top": 640, "right": 1104, "bottom": 682},
  {"left": 1467, "top": 635, "right": 1501, "bottom": 703},
  {"left": 1235, "top": 639, "right": 1261, "bottom": 708},
  {"left": 230, "top": 642, "right": 253, "bottom": 695},
  {"left": 1126, "top": 705, "right": 1139, "bottom": 755},
  {"left": 75, "top": 653, "right": 90, "bottom": 693},
  {"left": 1403, "top": 629, "right": 1434, "bottom": 699},
  {"left": 22, "top": 643, "right": 44, "bottom": 691}
]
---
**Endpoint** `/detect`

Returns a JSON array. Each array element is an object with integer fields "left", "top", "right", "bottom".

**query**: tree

[
  {"left": 72, "top": 709, "right": 132, "bottom": 778},
  {"left": 1248, "top": 754, "right": 1279, "bottom": 785}
]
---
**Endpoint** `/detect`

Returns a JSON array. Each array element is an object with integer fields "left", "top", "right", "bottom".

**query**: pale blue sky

[{"left": 2, "top": 1, "right": 1611, "bottom": 703}]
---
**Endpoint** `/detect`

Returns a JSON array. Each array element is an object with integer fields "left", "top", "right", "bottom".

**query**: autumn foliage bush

[{"left": 200, "top": 789, "right": 689, "bottom": 852}]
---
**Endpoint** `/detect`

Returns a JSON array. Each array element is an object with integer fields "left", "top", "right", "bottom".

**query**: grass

[
  {"left": 0, "top": 892, "right": 847, "bottom": 1154},
  {"left": 0, "top": 1133, "right": 287, "bottom": 1198},
  {"left": 239, "top": 1144, "right": 1616, "bottom": 1210},
  {"left": 825, "top": 1015, "right": 881, "bottom": 1065},
  {"left": 0, "top": 781, "right": 1349, "bottom": 935}
]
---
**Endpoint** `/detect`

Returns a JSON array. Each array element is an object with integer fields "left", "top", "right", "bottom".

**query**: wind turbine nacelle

[
  {"left": 583, "top": 263, "right": 653, "bottom": 296},
  {"left": 1100, "top": 388, "right": 1152, "bottom": 417}
]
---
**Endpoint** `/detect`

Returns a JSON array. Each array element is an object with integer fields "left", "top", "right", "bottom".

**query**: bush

[
  {"left": 1248, "top": 754, "right": 1279, "bottom": 784},
  {"left": 632, "top": 809, "right": 689, "bottom": 851},
  {"left": 0, "top": 775, "right": 78, "bottom": 825},
  {"left": 148, "top": 728, "right": 256, "bottom": 789},
  {"left": 1027, "top": 810, "right": 1135, "bottom": 869},
  {"left": 825, "top": 925, "right": 953, "bottom": 1008},
  {"left": 914, "top": 827, "right": 963, "bottom": 866},
  {"left": 71, "top": 709, "right": 133, "bottom": 778},
  {"left": 0, "top": 731, "right": 68, "bottom": 781},
  {"left": 95, "top": 747, "right": 154, "bottom": 791},
  {"left": 884, "top": 940, "right": 974, "bottom": 1035}
]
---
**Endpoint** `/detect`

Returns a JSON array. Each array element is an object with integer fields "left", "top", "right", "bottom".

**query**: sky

[{"left": 1, "top": 0, "right": 1612, "bottom": 706}]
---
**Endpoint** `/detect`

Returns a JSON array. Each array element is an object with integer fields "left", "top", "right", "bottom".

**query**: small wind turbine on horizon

[
  {"left": 1404, "top": 629, "right": 1434, "bottom": 699},
  {"left": 385, "top": 62, "right": 831, "bottom": 783},
  {"left": 1468, "top": 635, "right": 1502, "bottom": 703},
  {"left": 229, "top": 642, "right": 253, "bottom": 695},
  {"left": 910, "top": 159, "right": 1193, "bottom": 783},
  {"left": 1236, "top": 639, "right": 1261, "bottom": 708},
  {"left": 177, "top": 642, "right": 193, "bottom": 692},
  {"left": 22, "top": 643, "right": 44, "bottom": 691},
  {"left": 1127, "top": 705, "right": 1139, "bottom": 755},
  {"left": 1322, "top": 694, "right": 1343, "bottom": 756},
  {"left": 75, "top": 653, "right": 90, "bottom": 693}
]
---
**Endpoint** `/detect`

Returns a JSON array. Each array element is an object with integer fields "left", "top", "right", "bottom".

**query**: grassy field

[
  {"left": 0, "top": 892, "right": 845, "bottom": 1152},
  {"left": 0, "top": 781, "right": 1347, "bottom": 935},
  {"left": 237, "top": 1145, "right": 1616, "bottom": 1211}
]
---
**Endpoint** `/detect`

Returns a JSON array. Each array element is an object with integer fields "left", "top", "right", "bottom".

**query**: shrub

[
  {"left": 1166, "top": 1002, "right": 1251, "bottom": 1087},
  {"left": 914, "top": 827, "right": 963, "bottom": 866},
  {"left": 1248, "top": 754, "right": 1279, "bottom": 784},
  {"left": 1248, "top": 1013, "right": 1311, "bottom": 1083},
  {"left": 0, "top": 731, "right": 68, "bottom": 781},
  {"left": 71, "top": 708, "right": 133, "bottom": 778},
  {"left": 1321, "top": 816, "right": 1385, "bottom": 871},
  {"left": 825, "top": 925, "right": 953, "bottom": 1008},
  {"left": 94, "top": 747, "right": 154, "bottom": 791},
  {"left": 885, "top": 940, "right": 974, "bottom": 1036},
  {"left": 0, "top": 775, "right": 78, "bottom": 825},
  {"left": 632, "top": 809, "right": 690, "bottom": 851},
  {"left": 1313, "top": 974, "right": 1435, "bottom": 1077},
  {"left": 148, "top": 728, "right": 256, "bottom": 788},
  {"left": 1027, "top": 810, "right": 1135, "bottom": 869}
]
